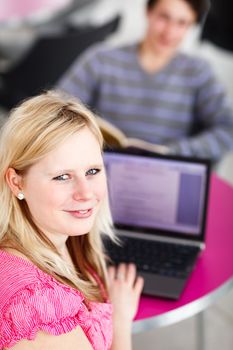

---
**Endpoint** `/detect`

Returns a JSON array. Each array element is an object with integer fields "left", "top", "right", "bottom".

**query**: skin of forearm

[{"left": 111, "top": 320, "right": 132, "bottom": 350}]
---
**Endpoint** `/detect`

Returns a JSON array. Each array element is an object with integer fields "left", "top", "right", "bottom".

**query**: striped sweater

[{"left": 58, "top": 44, "right": 233, "bottom": 161}]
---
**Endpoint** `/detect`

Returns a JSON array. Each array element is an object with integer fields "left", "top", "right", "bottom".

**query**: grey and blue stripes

[{"left": 58, "top": 44, "right": 233, "bottom": 161}]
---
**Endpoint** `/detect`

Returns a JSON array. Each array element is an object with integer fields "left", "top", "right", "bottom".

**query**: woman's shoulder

[
  {"left": 0, "top": 249, "right": 41, "bottom": 302},
  {"left": 0, "top": 249, "right": 87, "bottom": 323},
  {"left": 0, "top": 250, "right": 85, "bottom": 348},
  {"left": 0, "top": 249, "right": 84, "bottom": 308},
  {"left": 0, "top": 250, "right": 113, "bottom": 350}
]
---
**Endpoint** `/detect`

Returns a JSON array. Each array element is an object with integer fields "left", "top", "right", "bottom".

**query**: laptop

[{"left": 103, "top": 148, "right": 211, "bottom": 300}]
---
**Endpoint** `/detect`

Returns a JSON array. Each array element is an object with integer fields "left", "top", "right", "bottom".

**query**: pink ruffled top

[{"left": 0, "top": 250, "right": 113, "bottom": 350}]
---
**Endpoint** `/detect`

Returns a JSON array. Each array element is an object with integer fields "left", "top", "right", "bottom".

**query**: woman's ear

[{"left": 5, "top": 168, "right": 24, "bottom": 198}]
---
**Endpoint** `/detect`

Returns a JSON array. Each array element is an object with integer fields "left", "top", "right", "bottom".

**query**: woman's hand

[{"left": 107, "top": 263, "right": 144, "bottom": 325}]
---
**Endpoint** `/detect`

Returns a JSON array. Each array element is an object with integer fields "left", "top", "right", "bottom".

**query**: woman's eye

[
  {"left": 86, "top": 168, "right": 100, "bottom": 176},
  {"left": 53, "top": 174, "right": 70, "bottom": 181}
]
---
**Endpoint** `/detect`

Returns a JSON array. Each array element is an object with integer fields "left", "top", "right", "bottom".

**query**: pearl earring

[{"left": 17, "top": 192, "right": 25, "bottom": 200}]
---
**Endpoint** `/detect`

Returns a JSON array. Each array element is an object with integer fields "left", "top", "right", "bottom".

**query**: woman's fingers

[
  {"left": 107, "top": 263, "right": 144, "bottom": 322},
  {"left": 116, "top": 263, "right": 127, "bottom": 280},
  {"left": 109, "top": 263, "right": 143, "bottom": 288},
  {"left": 134, "top": 275, "right": 144, "bottom": 295},
  {"left": 108, "top": 265, "right": 116, "bottom": 282},
  {"left": 125, "top": 263, "right": 137, "bottom": 285}
]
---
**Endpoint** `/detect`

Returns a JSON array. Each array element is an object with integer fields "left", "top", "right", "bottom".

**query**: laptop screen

[{"left": 104, "top": 150, "right": 210, "bottom": 241}]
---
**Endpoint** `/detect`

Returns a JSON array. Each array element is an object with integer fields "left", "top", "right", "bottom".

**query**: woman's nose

[{"left": 72, "top": 179, "right": 93, "bottom": 201}]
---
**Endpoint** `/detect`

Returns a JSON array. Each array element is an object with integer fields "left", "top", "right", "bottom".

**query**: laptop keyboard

[{"left": 104, "top": 236, "right": 200, "bottom": 279}]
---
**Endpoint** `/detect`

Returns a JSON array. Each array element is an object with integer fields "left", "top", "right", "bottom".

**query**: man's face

[{"left": 146, "top": 0, "right": 196, "bottom": 55}]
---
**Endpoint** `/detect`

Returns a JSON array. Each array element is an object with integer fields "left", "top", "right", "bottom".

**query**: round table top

[{"left": 133, "top": 174, "right": 233, "bottom": 333}]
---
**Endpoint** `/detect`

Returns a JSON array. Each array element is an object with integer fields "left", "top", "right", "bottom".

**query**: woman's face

[
  {"left": 146, "top": 0, "right": 196, "bottom": 56},
  {"left": 18, "top": 127, "right": 107, "bottom": 247}
]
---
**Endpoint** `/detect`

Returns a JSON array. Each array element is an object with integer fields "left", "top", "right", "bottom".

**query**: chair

[
  {"left": 0, "top": 15, "right": 120, "bottom": 110},
  {"left": 200, "top": 0, "right": 233, "bottom": 52}
]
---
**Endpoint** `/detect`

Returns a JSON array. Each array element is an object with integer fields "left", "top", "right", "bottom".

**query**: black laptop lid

[{"left": 104, "top": 149, "right": 211, "bottom": 243}]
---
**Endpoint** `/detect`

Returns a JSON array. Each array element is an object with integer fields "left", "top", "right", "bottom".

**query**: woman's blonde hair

[{"left": 0, "top": 90, "right": 114, "bottom": 301}]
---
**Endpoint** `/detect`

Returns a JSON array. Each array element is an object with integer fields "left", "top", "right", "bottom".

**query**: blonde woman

[{"left": 0, "top": 91, "right": 143, "bottom": 350}]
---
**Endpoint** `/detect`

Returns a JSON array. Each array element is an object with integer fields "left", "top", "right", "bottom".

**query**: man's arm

[
  {"left": 57, "top": 45, "right": 101, "bottom": 107},
  {"left": 168, "top": 62, "right": 233, "bottom": 162}
]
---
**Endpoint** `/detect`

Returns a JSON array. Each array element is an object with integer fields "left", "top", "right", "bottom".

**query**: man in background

[{"left": 58, "top": 0, "right": 233, "bottom": 162}]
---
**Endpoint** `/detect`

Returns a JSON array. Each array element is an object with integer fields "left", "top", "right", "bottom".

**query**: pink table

[{"left": 133, "top": 174, "right": 233, "bottom": 333}]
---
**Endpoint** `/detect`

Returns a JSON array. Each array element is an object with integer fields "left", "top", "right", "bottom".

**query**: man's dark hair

[{"left": 147, "top": 0, "right": 210, "bottom": 23}]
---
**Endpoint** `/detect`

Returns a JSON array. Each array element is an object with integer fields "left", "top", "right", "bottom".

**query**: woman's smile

[{"left": 65, "top": 208, "right": 94, "bottom": 219}]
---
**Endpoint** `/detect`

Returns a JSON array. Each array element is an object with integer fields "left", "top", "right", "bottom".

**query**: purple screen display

[{"left": 104, "top": 153, "right": 207, "bottom": 236}]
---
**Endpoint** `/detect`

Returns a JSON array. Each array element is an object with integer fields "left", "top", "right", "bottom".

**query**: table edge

[{"left": 133, "top": 277, "right": 233, "bottom": 333}]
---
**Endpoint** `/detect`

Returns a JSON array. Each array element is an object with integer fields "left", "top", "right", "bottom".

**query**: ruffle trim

[
  {"left": 1, "top": 314, "right": 87, "bottom": 349},
  {"left": 0, "top": 279, "right": 112, "bottom": 350},
  {"left": 0, "top": 280, "right": 86, "bottom": 349}
]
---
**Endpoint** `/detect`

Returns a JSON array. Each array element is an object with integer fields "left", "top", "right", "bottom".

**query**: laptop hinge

[{"left": 115, "top": 229, "right": 205, "bottom": 250}]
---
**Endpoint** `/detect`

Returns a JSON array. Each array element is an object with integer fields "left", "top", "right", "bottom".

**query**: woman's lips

[{"left": 65, "top": 208, "right": 93, "bottom": 218}]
